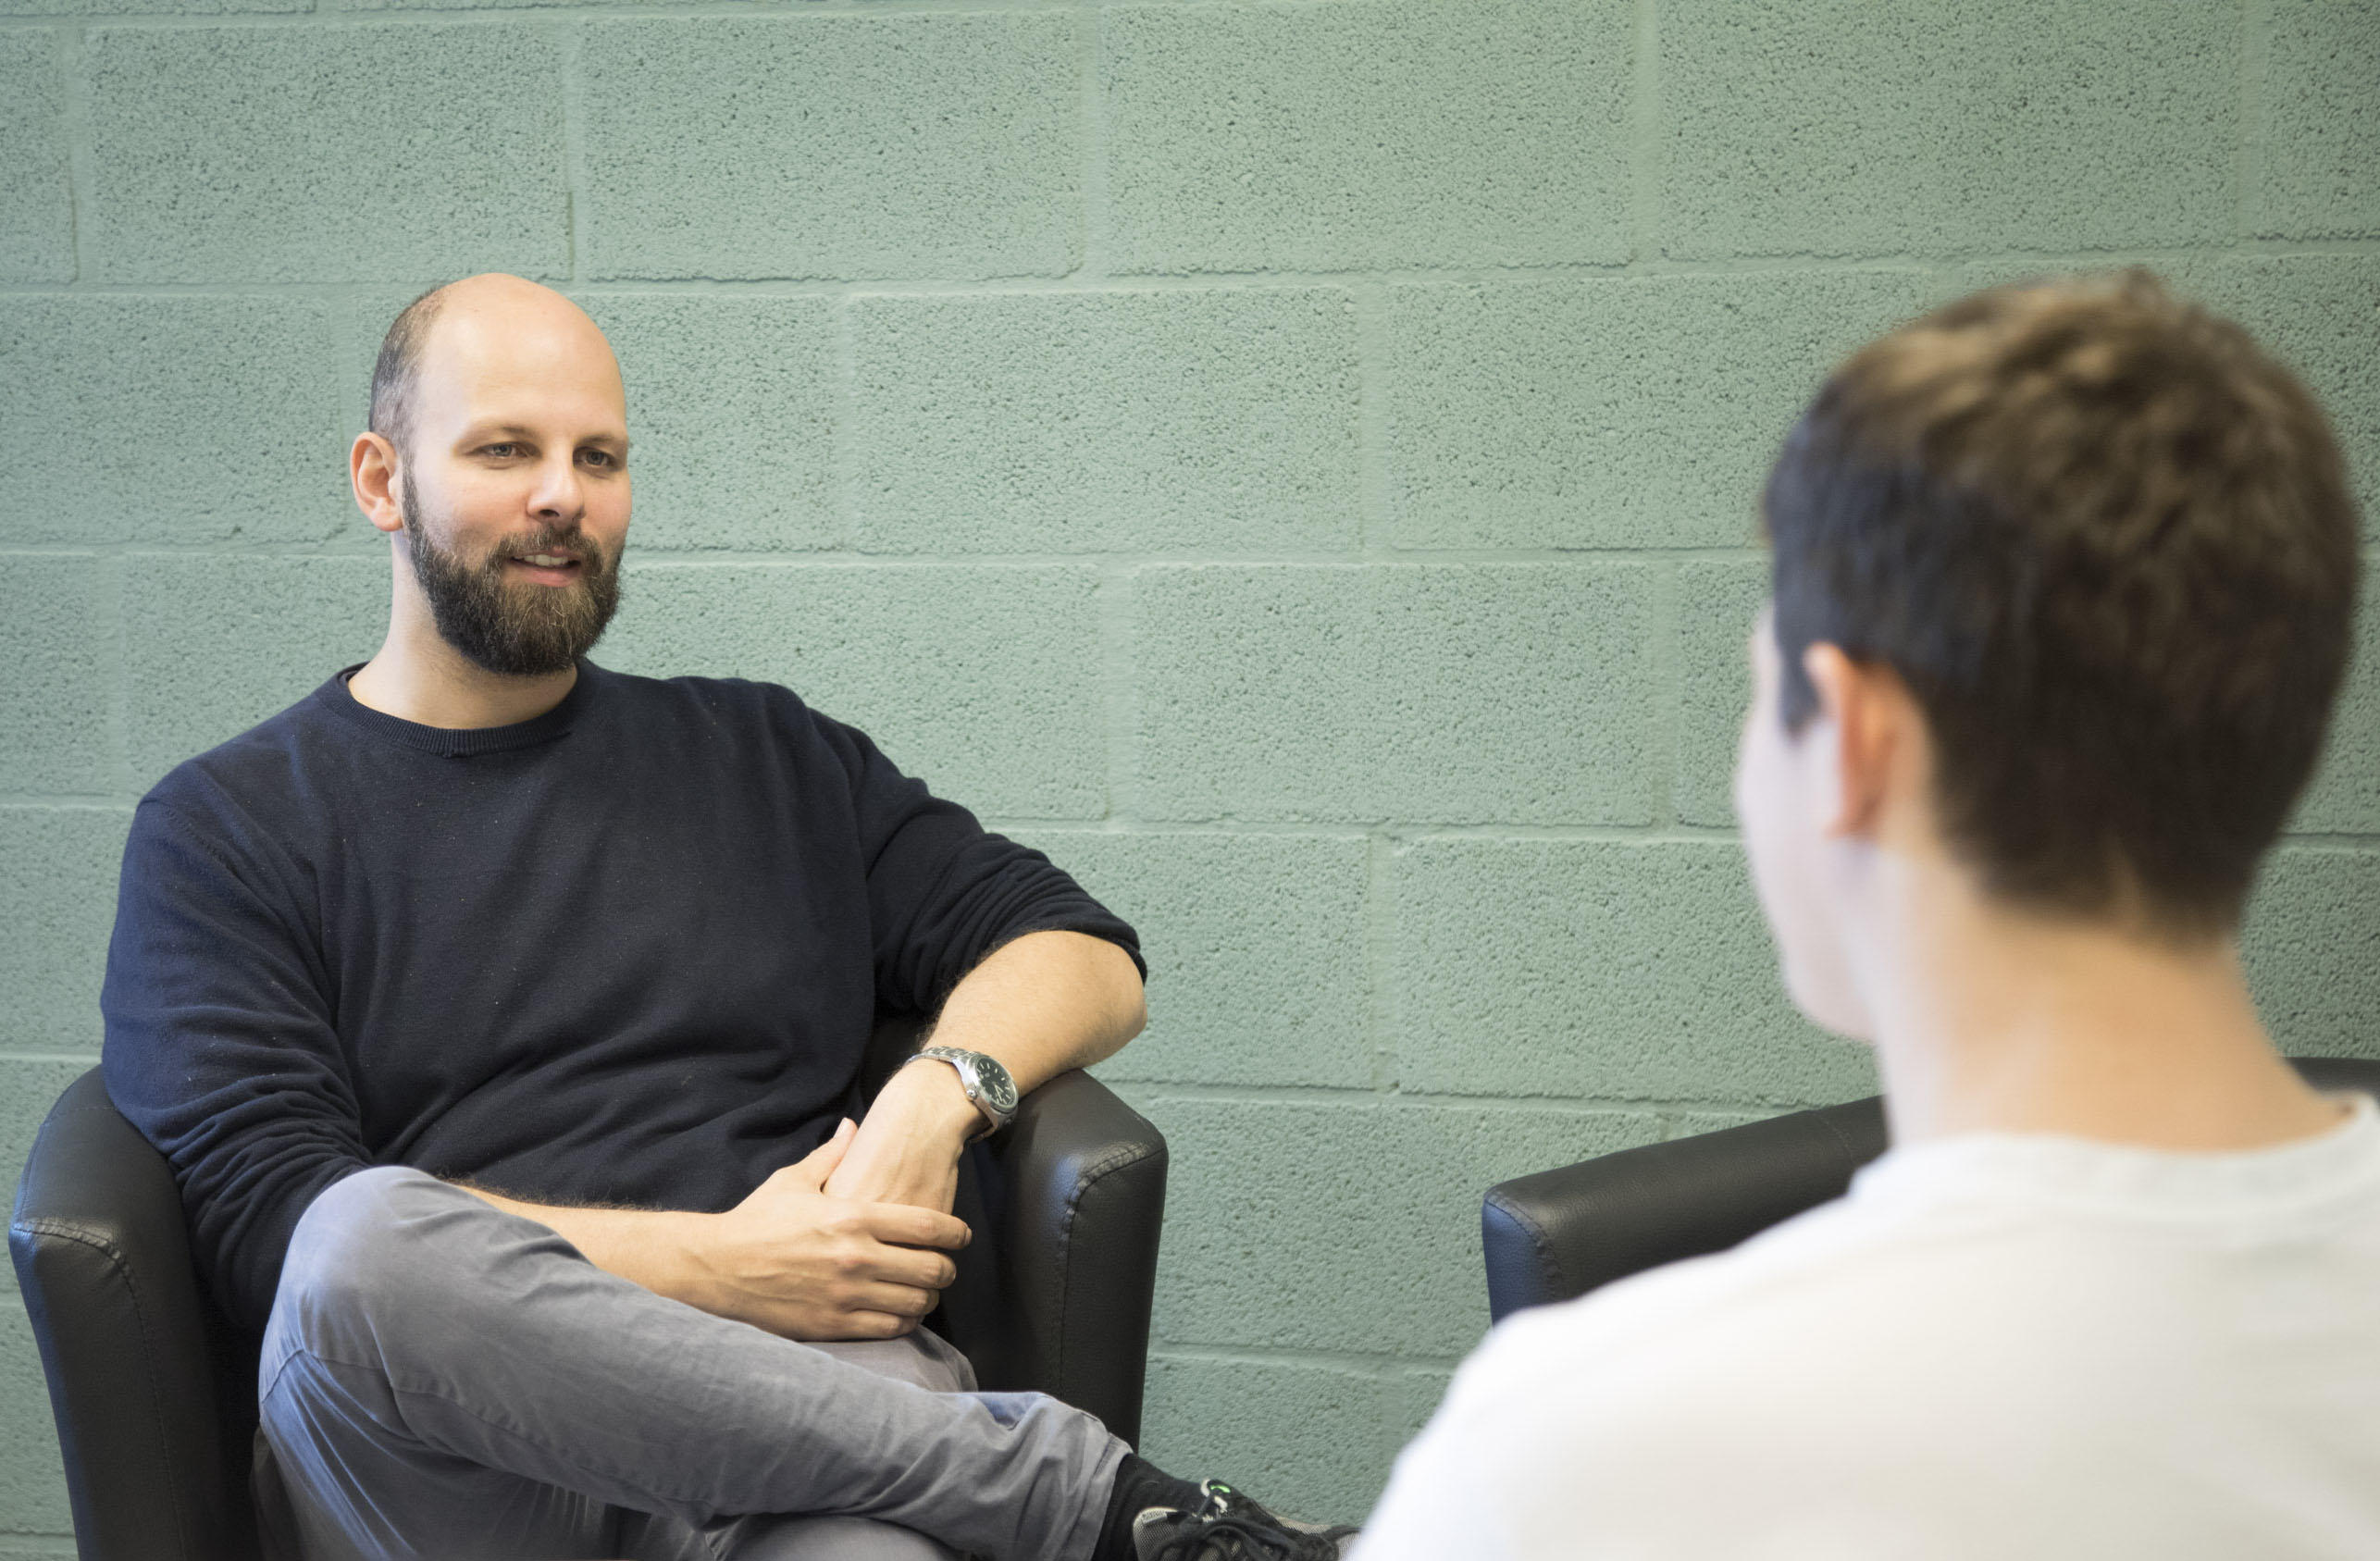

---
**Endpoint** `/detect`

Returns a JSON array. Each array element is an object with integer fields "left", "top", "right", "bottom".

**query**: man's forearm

[
  {"left": 819, "top": 930, "right": 1146, "bottom": 1210},
  {"left": 925, "top": 928, "right": 1147, "bottom": 1093},
  {"left": 455, "top": 1187, "right": 716, "bottom": 1308}
]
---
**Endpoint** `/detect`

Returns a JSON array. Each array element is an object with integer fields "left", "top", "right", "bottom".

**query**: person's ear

[
  {"left": 1800, "top": 644, "right": 1902, "bottom": 840},
  {"left": 351, "top": 432, "right": 406, "bottom": 536}
]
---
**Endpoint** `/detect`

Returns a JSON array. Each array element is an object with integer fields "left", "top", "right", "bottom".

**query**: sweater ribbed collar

[{"left": 311, "top": 660, "right": 601, "bottom": 758}]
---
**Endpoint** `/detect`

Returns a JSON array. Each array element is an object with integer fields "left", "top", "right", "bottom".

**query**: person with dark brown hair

[{"left": 1356, "top": 270, "right": 2376, "bottom": 1559}]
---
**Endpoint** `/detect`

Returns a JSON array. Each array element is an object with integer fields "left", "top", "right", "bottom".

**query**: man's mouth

[{"left": 503, "top": 551, "right": 588, "bottom": 586}]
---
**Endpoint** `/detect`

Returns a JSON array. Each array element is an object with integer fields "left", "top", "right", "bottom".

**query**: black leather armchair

[
  {"left": 9, "top": 1015, "right": 1167, "bottom": 1561},
  {"left": 1482, "top": 1055, "right": 2380, "bottom": 1322}
]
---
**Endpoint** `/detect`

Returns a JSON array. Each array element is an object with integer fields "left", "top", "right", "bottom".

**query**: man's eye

[
  {"left": 482, "top": 443, "right": 522, "bottom": 459},
  {"left": 579, "top": 450, "right": 617, "bottom": 469}
]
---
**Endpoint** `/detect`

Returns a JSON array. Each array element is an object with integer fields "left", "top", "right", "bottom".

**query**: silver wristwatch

[{"left": 907, "top": 1046, "right": 1020, "bottom": 1139}]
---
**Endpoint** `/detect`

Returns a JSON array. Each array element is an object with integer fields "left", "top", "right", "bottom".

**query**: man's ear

[
  {"left": 351, "top": 432, "right": 406, "bottom": 536},
  {"left": 1800, "top": 644, "right": 1903, "bottom": 840}
]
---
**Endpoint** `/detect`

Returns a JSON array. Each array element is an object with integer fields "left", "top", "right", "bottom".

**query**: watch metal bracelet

[{"left": 908, "top": 1045, "right": 1019, "bottom": 1138}]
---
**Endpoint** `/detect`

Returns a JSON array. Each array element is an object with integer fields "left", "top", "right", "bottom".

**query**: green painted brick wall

[{"left": 0, "top": 0, "right": 2374, "bottom": 1542}]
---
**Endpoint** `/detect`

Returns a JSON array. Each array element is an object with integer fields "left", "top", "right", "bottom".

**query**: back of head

[{"left": 1764, "top": 269, "right": 2361, "bottom": 938}]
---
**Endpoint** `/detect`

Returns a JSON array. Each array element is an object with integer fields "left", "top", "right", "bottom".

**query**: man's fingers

[
  {"left": 848, "top": 1281, "right": 940, "bottom": 1319},
  {"left": 859, "top": 1202, "right": 972, "bottom": 1251},
  {"left": 853, "top": 1244, "right": 960, "bottom": 1293},
  {"left": 792, "top": 1309, "right": 918, "bottom": 1343},
  {"left": 785, "top": 1119, "right": 857, "bottom": 1191}
]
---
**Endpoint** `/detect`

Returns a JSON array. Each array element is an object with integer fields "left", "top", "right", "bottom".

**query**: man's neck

[
  {"left": 347, "top": 608, "right": 577, "bottom": 731},
  {"left": 1861, "top": 874, "right": 2342, "bottom": 1153}
]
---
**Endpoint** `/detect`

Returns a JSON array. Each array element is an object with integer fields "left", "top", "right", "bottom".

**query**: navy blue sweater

[{"left": 100, "top": 663, "right": 1138, "bottom": 1334}]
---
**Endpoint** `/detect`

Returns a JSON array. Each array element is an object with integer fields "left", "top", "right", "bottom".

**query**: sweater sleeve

[
  {"left": 817, "top": 714, "right": 1144, "bottom": 1016},
  {"left": 99, "top": 796, "right": 370, "bottom": 1335}
]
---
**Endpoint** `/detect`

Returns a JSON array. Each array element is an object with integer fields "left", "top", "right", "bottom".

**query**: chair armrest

[
  {"left": 1481, "top": 1055, "right": 2380, "bottom": 1324},
  {"left": 8, "top": 1068, "right": 253, "bottom": 1561},
  {"left": 861, "top": 1014, "right": 1169, "bottom": 1445},
  {"left": 979, "top": 1071, "right": 1167, "bottom": 1447},
  {"left": 1481, "top": 1095, "right": 1887, "bottom": 1322}
]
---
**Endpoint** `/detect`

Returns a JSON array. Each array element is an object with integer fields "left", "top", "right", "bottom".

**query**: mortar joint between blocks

[{"left": 58, "top": 23, "right": 94, "bottom": 289}]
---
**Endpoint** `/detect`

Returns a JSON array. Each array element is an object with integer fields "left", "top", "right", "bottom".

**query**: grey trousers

[{"left": 257, "top": 1167, "right": 1129, "bottom": 1561}]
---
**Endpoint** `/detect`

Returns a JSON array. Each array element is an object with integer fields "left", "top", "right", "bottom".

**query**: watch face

[{"left": 979, "top": 1059, "right": 1019, "bottom": 1116}]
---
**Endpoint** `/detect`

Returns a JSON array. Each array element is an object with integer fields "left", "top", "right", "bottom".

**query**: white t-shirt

[{"left": 1357, "top": 1096, "right": 2380, "bottom": 1560}]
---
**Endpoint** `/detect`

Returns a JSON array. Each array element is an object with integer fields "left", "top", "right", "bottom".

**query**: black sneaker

[{"left": 1131, "top": 1480, "right": 1359, "bottom": 1560}]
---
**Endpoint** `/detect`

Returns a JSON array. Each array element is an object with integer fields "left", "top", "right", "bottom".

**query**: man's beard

[{"left": 402, "top": 487, "right": 622, "bottom": 678}]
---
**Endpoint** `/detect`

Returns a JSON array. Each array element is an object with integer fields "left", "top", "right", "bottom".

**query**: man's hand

[
  {"left": 823, "top": 1057, "right": 982, "bottom": 1214},
  {"left": 461, "top": 932, "right": 1141, "bottom": 1334},
  {"left": 688, "top": 1120, "right": 971, "bottom": 1341}
]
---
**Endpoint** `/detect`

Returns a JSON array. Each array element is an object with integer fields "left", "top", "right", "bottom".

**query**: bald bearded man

[{"left": 100, "top": 276, "right": 1350, "bottom": 1561}]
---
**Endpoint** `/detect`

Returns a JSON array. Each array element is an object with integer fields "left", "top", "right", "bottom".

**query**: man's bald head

[{"left": 367, "top": 274, "right": 622, "bottom": 456}]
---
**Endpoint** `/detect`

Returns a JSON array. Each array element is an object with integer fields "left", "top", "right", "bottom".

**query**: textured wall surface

[{"left": 1, "top": 0, "right": 2375, "bottom": 1540}]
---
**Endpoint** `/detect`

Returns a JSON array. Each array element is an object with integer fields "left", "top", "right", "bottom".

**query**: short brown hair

[
  {"left": 1764, "top": 269, "right": 2361, "bottom": 936},
  {"left": 368, "top": 282, "right": 451, "bottom": 453}
]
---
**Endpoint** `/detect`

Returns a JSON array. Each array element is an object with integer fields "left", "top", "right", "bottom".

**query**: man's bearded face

[{"left": 402, "top": 481, "right": 622, "bottom": 678}]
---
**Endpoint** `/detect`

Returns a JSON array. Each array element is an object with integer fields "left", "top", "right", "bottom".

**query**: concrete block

[
  {"left": 0, "top": 33, "right": 70, "bottom": 282},
  {"left": 1394, "top": 838, "right": 1878, "bottom": 1106},
  {"left": 2295, "top": 602, "right": 2379, "bottom": 836},
  {"left": 852, "top": 290, "right": 1360, "bottom": 553},
  {"left": 1105, "top": 0, "right": 1632, "bottom": 272},
  {"left": 2242, "top": 847, "right": 2380, "bottom": 1060},
  {"left": 1675, "top": 559, "right": 1767, "bottom": 827},
  {"left": 1133, "top": 568, "right": 1365, "bottom": 824},
  {"left": 123, "top": 557, "right": 387, "bottom": 790},
  {"left": 582, "top": 16, "right": 1078, "bottom": 281},
  {"left": 0, "top": 807, "right": 130, "bottom": 1055},
  {"left": 600, "top": 564, "right": 1106, "bottom": 819},
  {"left": 0, "top": 1313, "right": 67, "bottom": 1534},
  {"left": 1660, "top": 0, "right": 2238, "bottom": 259},
  {"left": 1134, "top": 564, "right": 1663, "bottom": 824},
  {"left": 1384, "top": 272, "right": 1930, "bottom": 550},
  {"left": 1021, "top": 830, "right": 1374, "bottom": 1087},
  {"left": 0, "top": 556, "right": 110, "bottom": 795},
  {"left": 1140, "top": 1356, "right": 1388, "bottom": 1528},
  {"left": 580, "top": 296, "right": 841, "bottom": 555},
  {"left": 1147, "top": 1096, "right": 1662, "bottom": 1357},
  {"left": 2252, "top": 0, "right": 2380, "bottom": 240},
  {"left": 87, "top": 25, "right": 566, "bottom": 284},
  {"left": 0, "top": 297, "right": 351, "bottom": 547}
]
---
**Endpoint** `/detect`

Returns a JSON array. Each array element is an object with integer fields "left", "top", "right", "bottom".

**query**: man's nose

[{"left": 527, "top": 454, "right": 586, "bottom": 522}]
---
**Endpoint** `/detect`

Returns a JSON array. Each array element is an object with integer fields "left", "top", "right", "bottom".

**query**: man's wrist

[
  {"left": 890, "top": 1055, "right": 987, "bottom": 1143},
  {"left": 670, "top": 1210, "right": 731, "bottom": 1317}
]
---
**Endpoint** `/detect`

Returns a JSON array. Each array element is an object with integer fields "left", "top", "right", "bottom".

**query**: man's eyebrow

[{"left": 460, "top": 424, "right": 627, "bottom": 446}]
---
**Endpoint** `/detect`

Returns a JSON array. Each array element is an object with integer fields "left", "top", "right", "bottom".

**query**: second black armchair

[{"left": 1482, "top": 1054, "right": 2380, "bottom": 1323}]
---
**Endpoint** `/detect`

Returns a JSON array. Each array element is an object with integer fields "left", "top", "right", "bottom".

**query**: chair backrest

[
  {"left": 1483, "top": 1055, "right": 2380, "bottom": 1322},
  {"left": 10, "top": 1068, "right": 259, "bottom": 1561}
]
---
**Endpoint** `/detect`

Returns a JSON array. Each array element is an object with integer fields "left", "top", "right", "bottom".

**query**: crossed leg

[{"left": 256, "top": 1167, "right": 1126, "bottom": 1561}]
